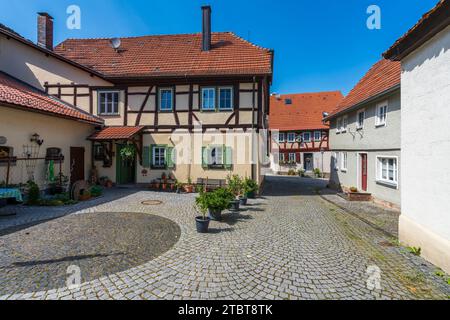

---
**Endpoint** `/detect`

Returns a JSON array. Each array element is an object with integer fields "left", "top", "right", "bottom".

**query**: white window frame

[
  {"left": 158, "top": 88, "right": 174, "bottom": 111},
  {"left": 152, "top": 146, "right": 166, "bottom": 168},
  {"left": 375, "top": 101, "right": 388, "bottom": 127},
  {"left": 376, "top": 155, "right": 398, "bottom": 187},
  {"left": 341, "top": 115, "right": 348, "bottom": 133},
  {"left": 336, "top": 118, "right": 342, "bottom": 134},
  {"left": 278, "top": 133, "right": 286, "bottom": 143},
  {"left": 201, "top": 87, "right": 216, "bottom": 111},
  {"left": 279, "top": 153, "right": 285, "bottom": 163},
  {"left": 218, "top": 87, "right": 234, "bottom": 110},
  {"left": 208, "top": 145, "right": 224, "bottom": 166},
  {"left": 288, "top": 153, "right": 296, "bottom": 163},
  {"left": 314, "top": 131, "right": 321, "bottom": 142},
  {"left": 287, "top": 132, "right": 296, "bottom": 143},
  {"left": 341, "top": 152, "right": 348, "bottom": 172},
  {"left": 98, "top": 91, "right": 120, "bottom": 115},
  {"left": 302, "top": 132, "right": 311, "bottom": 143},
  {"left": 357, "top": 109, "right": 365, "bottom": 130}
]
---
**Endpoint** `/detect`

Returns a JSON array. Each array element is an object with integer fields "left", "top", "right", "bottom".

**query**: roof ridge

[
  {"left": 272, "top": 90, "right": 343, "bottom": 97},
  {"left": 225, "top": 31, "right": 273, "bottom": 52}
]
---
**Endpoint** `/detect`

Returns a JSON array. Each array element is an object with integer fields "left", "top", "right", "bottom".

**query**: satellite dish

[
  {"left": 0, "top": 136, "right": 6, "bottom": 145},
  {"left": 110, "top": 38, "right": 121, "bottom": 50}
]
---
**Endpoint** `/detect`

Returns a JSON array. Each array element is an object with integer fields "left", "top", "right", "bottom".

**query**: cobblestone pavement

[{"left": 0, "top": 176, "right": 449, "bottom": 300}]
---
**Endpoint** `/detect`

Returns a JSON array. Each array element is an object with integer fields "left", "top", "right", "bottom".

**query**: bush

[
  {"left": 297, "top": 169, "right": 305, "bottom": 177},
  {"left": 90, "top": 185, "right": 103, "bottom": 197},
  {"left": 287, "top": 169, "right": 297, "bottom": 176},
  {"left": 195, "top": 188, "right": 233, "bottom": 213},
  {"left": 27, "top": 181, "right": 40, "bottom": 205},
  {"left": 243, "top": 177, "right": 258, "bottom": 194},
  {"left": 227, "top": 174, "right": 243, "bottom": 197},
  {"left": 314, "top": 168, "right": 322, "bottom": 177}
]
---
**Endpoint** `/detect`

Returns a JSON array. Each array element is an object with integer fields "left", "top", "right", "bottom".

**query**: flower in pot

[
  {"left": 161, "top": 172, "right": 167, "bottom": 181},
  {"left": 183, "top": 177, "right": 194, "bottom": 193},
  {"left": 155, "top": 181, "right": 161, "bottom": 189},
  {"left": 194, "top": 192, "right": 211, "bottom": 233},
  {"left": 162, "top": 182, "right": 168, "bottom": 190},
  {"left": 243, "top": 177, "right": 258, "bottom": 199},
  {"left": 350, "top": 187, "right": 358, "bottom": 193}
]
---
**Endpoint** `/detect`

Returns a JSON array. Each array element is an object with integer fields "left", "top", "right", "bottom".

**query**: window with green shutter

[
  {"left": 166, "top": 147, "right": 175, "bottom": 168},
  {"left": 224, "top": 146, "right": 233, "bottom": 169},
  {"left": 142, "top": 146, "right": 151, "bottom": 168},
  {"left": 202, "top": 145, "right": 231, "bottom": 170}
]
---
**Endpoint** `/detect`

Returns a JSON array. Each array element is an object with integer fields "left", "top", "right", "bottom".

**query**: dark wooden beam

[{"left": 135, "top": 86, "right": 154, "bottom": 126}]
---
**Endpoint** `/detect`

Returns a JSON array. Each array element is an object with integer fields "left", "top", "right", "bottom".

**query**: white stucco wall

[{"left": 399, "top": 26, "right": 450, "bottom": 272}]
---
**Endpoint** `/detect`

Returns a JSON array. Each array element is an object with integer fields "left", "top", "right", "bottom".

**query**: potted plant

[
  {"left": 297, "top": 169, "right": 305, "bottom": 177},
  {"left": 155, "top": 180, "right": 161, "bottom": 189},
  {"left": 207, "top": 188, "right": 234, "bottom": 221},
  {"left": 183, "top": 177, "right": 194, "bottom": 193},
  {"left": 90, "top": 185, "right": 103, "bottom": 198},
  {"left": 350, "top": 187, "right": 358, "bottom": 193},
  {"left": 227, "top": 174, "right": 243, "bottom": 210},
  {"left": 119, "top": 144, "right": 136, "bottom": 160},
  {"left": 243, "top": 177, "right": 258, "bottom": 199},
  {"left": 314, "top": 168, "right": 322, "bottom": 178},
  {"left": 175, "top": 181, "right": 183, "bottom": 194},
  {"left": 195, "top": 192, "right": 211, "bottom": 233},
  {"left": 79, "top": 189, "right": 91, "bottom": 201},
  {"left": 99, "top": 176, "right": 108, "bottom": 187}
]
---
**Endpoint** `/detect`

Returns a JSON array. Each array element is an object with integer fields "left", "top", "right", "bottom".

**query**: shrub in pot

[
  {"left": 183, "top": 177, "right": 194, "bottom": 193},
  {"left": 195, "top": 192, "right": 211, "bottom": 233},
  {"left": 243, "top": 177, "right": 258, "bottom": 199},
  {"left": 227, "top": 174, "right": 243, "bottom": 211},
  {"left": 206, "top": 188, "right": 234, "bottom": 220}
]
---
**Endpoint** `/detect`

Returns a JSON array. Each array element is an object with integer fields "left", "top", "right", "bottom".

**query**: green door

[{"left": 116, "top": 144, "right": 136, "bottom": 184}]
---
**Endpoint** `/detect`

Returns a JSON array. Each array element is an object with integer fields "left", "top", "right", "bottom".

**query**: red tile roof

[
  {"left": 327, "top": 59, "right": 401, "bottom": 119},
  {"left": 0, "top": 72, "right": 103, "bottom": 125},
  {"left": 54, "top": 32, "right": 273, "bottom": 78},
  {"left": 88, "top": 126, "right": 144, "bottom": 140},
  {"left": 384, "top": 0, "right": 449, "bottom": 60},
  {"left": 269, "top": 91, "right": 344, "bottom": 131}
]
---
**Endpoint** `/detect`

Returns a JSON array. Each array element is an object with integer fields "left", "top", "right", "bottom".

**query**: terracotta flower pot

[{"left": 184, "top": 185, "right": 194, "bottom": 193}]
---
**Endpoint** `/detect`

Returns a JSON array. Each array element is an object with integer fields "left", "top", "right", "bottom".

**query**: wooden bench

[{"left": 196, "top": 178, "right": 226, "bottom": 191}]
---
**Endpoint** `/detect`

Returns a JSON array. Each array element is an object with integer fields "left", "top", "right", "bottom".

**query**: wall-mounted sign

[{"left": 0, "top": 137, "right": 7, "bottom": 145}]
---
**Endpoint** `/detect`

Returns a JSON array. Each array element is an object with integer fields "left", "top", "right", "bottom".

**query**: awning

[{"left": 88, "top": 126, "right": 144, "bottom": 141}]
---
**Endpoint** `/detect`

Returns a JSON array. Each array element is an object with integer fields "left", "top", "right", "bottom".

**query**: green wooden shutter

[
  {"left": 149, "top": 145, "right": 154, "bottom": 167},
  {"left": 224, "top": 146, "right": 233, "bottom": 169},
  {"left": 167, "top": 147, "right": 175, "bottom": 168},
  {"left": 202, "top": 146, "right": 208, "bottom": 168},
  {"left": 143, "top": 146, "right": 150, "bottom": 168}
]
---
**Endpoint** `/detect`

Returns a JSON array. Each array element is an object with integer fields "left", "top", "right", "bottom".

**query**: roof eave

[
  {"left": 384, "top": 1, "right": 450, "bottom": 61},
  {"left": 0, "top": 28, "right": 107, "bottom": 80},
  {"left": 323, "top": 84, "right": 401, "bottom": 122}
]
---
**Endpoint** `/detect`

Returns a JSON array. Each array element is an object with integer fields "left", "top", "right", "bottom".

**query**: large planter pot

[
  {"left": 208, "top": 208, "right": 222, "bottom": 221},
  {"left": 239, "top": 196, "right": 248, "bottom": 206},
  {"left": 195, "top": 216, "right": 211, "bottom": 233},
  {"left": 230, "top": 199, "right": 240, "bottom": 212},
  {"left": 246, "top": 191, "right": 256, "bottom": 199},
  {"left": 184, "top": 185, "right": 194, "bottom": 193}
]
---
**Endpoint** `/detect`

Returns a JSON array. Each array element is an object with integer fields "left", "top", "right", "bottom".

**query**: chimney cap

[
  {"left": 37, "top": 12, "right": 54, "bottom": 19},
  {"left": 201, "top": 5, "right": 211, "bottom": 10}
]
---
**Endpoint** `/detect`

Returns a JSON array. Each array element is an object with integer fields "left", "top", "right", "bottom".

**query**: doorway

[
  {"left": 116, "top": 144, "right": 136, "bottom": 184},
  {"left": 304, "top": 153, "right": 314, "bottom": 172},
  {"left": 70, "top": 147, "right": 85, "bottom": 185},
  {"left": 360, "top": 153, "right": 368, "bottom": 192}
]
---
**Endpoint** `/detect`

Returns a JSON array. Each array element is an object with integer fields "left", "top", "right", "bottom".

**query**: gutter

[{"left": 323, "top": 84, "right": 400, "bottom": 122}]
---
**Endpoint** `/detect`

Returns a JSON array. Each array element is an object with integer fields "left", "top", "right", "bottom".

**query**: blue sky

[{"left": 0, "top": 0, "right": 438, "bottom": 95}]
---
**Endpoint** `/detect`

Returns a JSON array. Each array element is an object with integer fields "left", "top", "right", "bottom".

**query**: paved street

[{"left": 0, "top": 176, "right": 448, "bottom": 300}]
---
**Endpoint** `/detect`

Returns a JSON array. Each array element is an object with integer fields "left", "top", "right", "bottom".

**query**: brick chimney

[
  {"left": 37, "top": 12, "right": 53, "bottom": 50},
  {"left": 201, "top": 6, "right": 211, "bottom": 51}
]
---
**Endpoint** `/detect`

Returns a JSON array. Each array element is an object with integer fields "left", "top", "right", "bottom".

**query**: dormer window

[{"left": 284, "top": 98, "right": 292, "bottom": 105}]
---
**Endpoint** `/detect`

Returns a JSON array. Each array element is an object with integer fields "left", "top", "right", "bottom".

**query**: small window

[
  {"left": 218, "top": 87, "right": 233, "bottom": 110},
  {"left": 98, "top": 91, "right": 119, "bottom": 115},
  {"left": 202, "top": 87, "right": 216, "bottom": 111},
  {"left": 377, "top": 156, "right": 398, "bottom": 186},
  {"left": 93, "top": 145, "right": 105, "bottom": 161},
  {"left": 287, "top": 132, "right": 296, "bottom": 143},
  {"left": 152, "top": 146, "right": 166, "bottom": 168},
  {"left": 341, "top": 116, "right": 348, "bottom": 133},
  {"left": 376, "top": 101, "right": 388, "bottom": 126},
  {"left": 288, "top": 153, "right": 296, "bottom": 163},
  {"left": 303, "top": 132, "right": 311, "bottom": 143},
  {"left": 279, "top": 153, "right": 285, "bottom": 163},
  {"left": 314, "top": 131, "right": 321, "bottom": 142},
  {"left": 159, "top": 88, "right": 173, "bottom": 111},
  {"left": 357, "top": 110, "right": 365, "bottom": 129},
  {"left": 278, "top": 133, "right": 286, "bottom": 143},
  {"left": 341, "top": 152, "right": 348, "bottom": 171},
  {"left": 336, "top": 118, "right": 342, "bottom": 134},
  {"left": 285, "top": 98, "right": 292, "bottom": 105}
]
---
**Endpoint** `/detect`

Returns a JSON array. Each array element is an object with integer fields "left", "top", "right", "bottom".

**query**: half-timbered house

[{"left": 269, "top": 92, "right": 343, "bottom": 175}]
